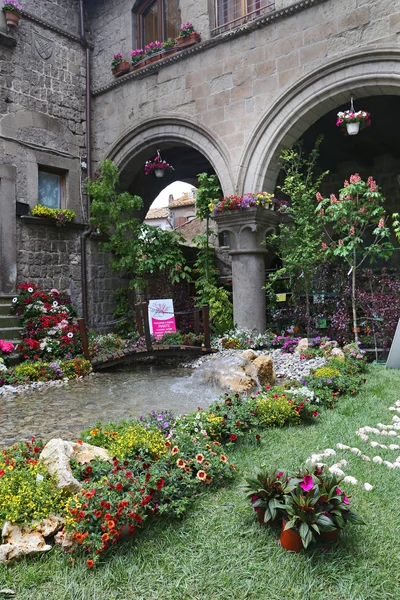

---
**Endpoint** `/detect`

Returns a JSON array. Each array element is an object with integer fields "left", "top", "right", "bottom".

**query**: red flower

[
  {"left": 156, "top": 477, "right": 165, "bottom": 490},
  {"left": 0, "top": 470, "right": 4, "bottom": 477},
  {"left": 229, "top": 434, "right": 237, "bottom": 442},
  {"left": 87, "top": 559, "right": 94, "bottom": 568},
  {"left": 141, "top": 494, "right": 152, "bottom": 507},
  {"left": 115, "top": 483, "right": 123, "bottom": 491},
  {"left": 33, "top": 447, "right": 40, "bottom": 454}
]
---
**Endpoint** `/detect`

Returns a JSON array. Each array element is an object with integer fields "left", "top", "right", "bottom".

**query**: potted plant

[
  {"left": 130, "top": 48, "right": 146, "bottom": 71},
  {"left": 111, "top": 53, "right": 131, "bottom": 78},
  {"left": 211, "top": 192, "right": 275, "bottom": 214},
  {"left": 31, "top": 204, "right": 76, "bottom": 226},
  {"left": 176, "top": 22, "right": 201, "bottom": 49},
  {"left": 144, "top": 151, "right": 174, "bottom": 178},
  {"left": 243, "top": 468, "right": 297, "bottom": 526},
  {"left": 2, "top": 0, "right": 23, "bottom": 27},
  {"left": 281, "top": 473, "right": 337, "bottom": 551},
  {"left": 144, "top": 41, "right": 163, "bottom": 65},
  {"left": 336, "top": 109, "right": 371, "bottom": 136},
  {"left": 161, "top": 37, "right": 178, "bottom": 59}
]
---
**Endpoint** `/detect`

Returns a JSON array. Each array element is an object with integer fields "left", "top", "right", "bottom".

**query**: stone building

[{"left": 1, "top": 0, "right": 400, "bottom": 329}]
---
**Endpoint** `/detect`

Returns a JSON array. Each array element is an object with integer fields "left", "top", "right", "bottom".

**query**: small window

[
  {"left": 38, "top": 169, "right": 64, "bottom": 209},
  {"left": 219, "top": 231, "right": 231, "bottom": 247},
  {"left": 137, "top": 0, "right": 181, "bottom": 47},
  {"left": 214, "top": 0, "right": 275, "bottom": 35}
]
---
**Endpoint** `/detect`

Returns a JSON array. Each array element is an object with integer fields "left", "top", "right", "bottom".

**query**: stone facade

[{"left": 2, "top": 0, "right": 400, "bottom": 326}]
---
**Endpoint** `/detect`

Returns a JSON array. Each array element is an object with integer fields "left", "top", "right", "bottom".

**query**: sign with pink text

[{"left": 148, "top": 299, "right": 176, "bottom": 340}]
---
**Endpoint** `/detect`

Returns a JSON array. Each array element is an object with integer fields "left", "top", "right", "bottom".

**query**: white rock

[
  {"left": 336, "top": 443, "right": 350, "bottom": 450},
  {"left": 383, "top": 461, "right": 394, "bottom": 468},
  {"left": 370, "top": 441, "right": 379, "bottom": 447},
  {"left": 360, "top": 455, "right": 371, "bottom": 461},
  {"left": 364, "top": 483, "right": 374, "bottom": 491},
  {"left": 350, "top": 448, "right": 362, "bottom": 456},
  {"left": 323, "top": 449, "right": 336, "bottom": 456},
  {"left": 343, "top": 476, "right": 358, "bottom": 485},
  {"left": 372, "top": 456, "right": 383, "bottom": 464},
  {"left": 388, "top": 431, "right": 398, "bottom": 437},
  {"left": 329, "top": 466, "right": 345, "bottom": 476}
]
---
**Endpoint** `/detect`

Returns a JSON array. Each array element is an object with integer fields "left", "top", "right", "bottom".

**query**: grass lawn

[{"left": 1, "top": 365, "right": 400, "bottom": 600}]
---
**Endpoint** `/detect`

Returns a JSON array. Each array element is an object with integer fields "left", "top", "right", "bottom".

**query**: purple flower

[{"left": 299, "top": 475, "right": 314, "bottom": 492}]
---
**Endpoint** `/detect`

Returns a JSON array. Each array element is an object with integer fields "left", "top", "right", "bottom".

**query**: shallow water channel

[{"left": 0, "top": 364, "right": 221, "bottom": 447}]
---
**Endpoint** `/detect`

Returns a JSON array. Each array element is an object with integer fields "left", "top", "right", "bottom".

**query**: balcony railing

[{"left": 212, "top": 0, "right": 275, "bottom": 35}]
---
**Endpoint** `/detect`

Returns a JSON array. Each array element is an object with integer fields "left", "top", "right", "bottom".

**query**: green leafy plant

[
  {"left": 316, "top": 174, "right": 393, "bottom": 344},
  {"left": 243, "top": 468, "right": 296, "bottom": 525},
  {"left": 86, "top": 160, "right": 191, "bottom": 290},
  {"left": 266, "top": 137, "right": 329, "bottom": 339}
]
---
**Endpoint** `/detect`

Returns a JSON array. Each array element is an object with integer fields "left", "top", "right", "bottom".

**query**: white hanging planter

[
  {"left": 154, "top": 168, "right": 165, "bottom": 178},
  {"left": 346, "top": 122, "right": 360, "bottom": 136}
]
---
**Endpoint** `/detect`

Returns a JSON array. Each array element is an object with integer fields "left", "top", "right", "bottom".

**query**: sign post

[{"left": 148, "top": 299, "right": 177, "bottom": 340}]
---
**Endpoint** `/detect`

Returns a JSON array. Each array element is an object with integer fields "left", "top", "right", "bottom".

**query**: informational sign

[
  {"left": 313, "top": 293, "right": 325, "bottom": 304},
  {"left": 276, "top": 293, "right": 287, "bottom": 302},
  {"left": 148, "top": 299, "right": 176, "bottom": 340},
  {"left": 386, "top": 318, "right": 400, "bottom": 369}
]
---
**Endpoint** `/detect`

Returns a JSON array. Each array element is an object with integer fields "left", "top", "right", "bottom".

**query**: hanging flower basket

[
  {"left": 2, "top": 0, "right": 23, "bottom": 27},
  {"left": 144, "top": 151, "right": 174, "bottom": 177},
  {"left": 336, "top": 110, "right": 371, "bottom": 136}
]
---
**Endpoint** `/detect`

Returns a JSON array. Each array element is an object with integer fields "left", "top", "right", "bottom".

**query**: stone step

[
  {"left": 0, "top": 304, "right": 12, "bottom": 316},
  {"left": 0, "top": 316, "right": 20, "bottom": 328},
  {"left": 0, "top": 327, "right": 20, "bottom": 341},
  {"left": 0, "top": 295, "right": 16, "bottom": 305}
]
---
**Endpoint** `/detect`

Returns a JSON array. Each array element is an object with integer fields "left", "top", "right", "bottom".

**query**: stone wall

[{"left": 90, "top": 0, "right": 400, "bottom": 190}]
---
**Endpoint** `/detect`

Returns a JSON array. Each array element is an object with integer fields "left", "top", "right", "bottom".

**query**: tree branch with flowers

[{"left": 316, "top": 174, "right": 394, "bottom": 344}]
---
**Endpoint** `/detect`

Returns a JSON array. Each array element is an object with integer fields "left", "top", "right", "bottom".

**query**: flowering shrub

[
  {"left": 0, "top": 358, "right": 91, "bottom": 387},
  {"left": 107, "top": 424, "right": 168, "bottom": 460},
  {"left": 144, "top": 155, "right": 174, "bottom": 176},
  {"left": 31, "top": 204, "right": 76, "bottom": 226},
  {"left": 2, "top": 0, "right": 23, "bottom": 14},
  {"left": 336, "top": 110, "right": 371, "bottom": 134}
]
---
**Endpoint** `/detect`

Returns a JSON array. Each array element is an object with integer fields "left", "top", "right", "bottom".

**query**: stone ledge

[
  {"left": 19, "top": 216, "right": 87, "bottom": 230},
  {"left": 0, "top": 29, "right": 17, "bottom": 48}
]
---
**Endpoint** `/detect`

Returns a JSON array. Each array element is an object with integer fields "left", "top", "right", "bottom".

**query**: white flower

[
  {"left": 200, "top": 430, "right": 208, "bottom": 437},
  {"left": 28, "top": 287, "right": 33, "bottom": 293},
  {"left": 194, "top": 427, "right": 198, "bottom": 432},
  {"left": 67, "top": 332, "right": 74, "bottom": 339},
  {"left": 12, "top": 297, "right": 18, "bottom": 303},
  {"left": 196, "top": 413, "right": 201, "bottom": 420},
  {"left": 50, "top": 288, "right": 59, "bottom": 294},
  {"left": 40, "top": 342, "right": 47, "bottom": 350},
  {"left": 52, "top": 301, "right": 59, "bottom": 307},
  {"left": 343, "top": 476, "right": 358, "bottom": 485},
  {"left": 363, "top": 483, "right": 373, "bottom": 491},
  {"left": 372, "top": 456, "right": 383, "bottom": 463}
]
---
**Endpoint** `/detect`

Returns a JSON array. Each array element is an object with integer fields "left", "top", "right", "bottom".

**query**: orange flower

[
  {"left": 197, "top": 470, "right": 206, "bottom": 480},
  {"left": 212, "top": 441, "right": 221, "bottom": 446},
  {"left": 203, "top": 461, "right": 211, "bottom": 468},
  {"left": 77, "top": 439, "right": 83, "bottom": 445},
  {"left": 205, "top": 475, "right": 213, "bottom": 485},
  {"left": 195, "top": 454, "right": 204, "bottom": 463},
  {"left": 74, "top": 533, "right": 84, "bottom": 544},
  {"left": 109, "top": 528, "right": 117, "bottom": 537},
  {"left": 87, "top": 559, "right": 94, "bottom": 568},
  {"left": 107, "top": 520, "right": 115, "bottom": 529},
  {"left": 165, "top": 440, "right": 171, "bottom": 447},
  {"left": 176, "top": 458, "right": 185, "bottom": 468},
  {"left": 184, "top": 466, "right": 192, "bottom": 474},
  {"left": 111, "top": 432, "right": 118, "bottom": 439},
  {"left": 171, "top": 446, "right": 179, "bottom": 455},
  {"left": 101, "top": 533, "right": 109, "bottom": 542},
  {"left": 220, "top": 455, "right": 228, "bottom": 463}
]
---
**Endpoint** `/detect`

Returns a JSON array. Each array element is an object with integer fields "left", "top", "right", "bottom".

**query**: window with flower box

[
  {"left": 135, "top": 0, "right": 181, "bottom": 47},
  {"left": 213, "top": 0, "right": 275, "bottom": 35}
]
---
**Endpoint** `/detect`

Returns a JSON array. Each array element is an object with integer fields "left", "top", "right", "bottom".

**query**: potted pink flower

[
  {"left": 111, "top": 53, "right": 131, "bottom": 77},
  {"left": 2, "top": 0, "right": 23, "bottom": 27},
  {"left": 144, "top": 41, "right": 163, "bottom": 65},
  {"left": 176, "top": 22, "right": 201, "bottom": 49}
]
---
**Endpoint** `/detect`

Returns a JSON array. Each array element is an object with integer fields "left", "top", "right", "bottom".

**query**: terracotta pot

[
  {"left": 112, "top": 60, "right": 131, "bottom": 78},
  {"left": 131, "top": 59, "right": 146, "bottom": 71},
  {"left": 5, "top": 10, "right": 21, "bottom": 27},
  {"left": 161, "top": 47, "right": 178, "bottom": 59},
  {"left": 319, "top": 529, "right": 340, "bottom": 542},
  {"left": 144, "top": 52, "right": 162, "bottom": 66},
  {"left": 257, "top": 509, "right": 280, "bottom": 526},
  {"left": 176, "top": 32, "right": 201, "bottom": 49},
  {"left": 280, "top": 521, "right": 304, "bottom": 552}
]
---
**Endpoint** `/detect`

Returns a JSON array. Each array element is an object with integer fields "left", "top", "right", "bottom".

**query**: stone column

[
  {"left": 212, "top": 207, "right": 281, "bottom": 333},
  {"left": 0, "top": 165, "right": 17, "bottom": 294}
]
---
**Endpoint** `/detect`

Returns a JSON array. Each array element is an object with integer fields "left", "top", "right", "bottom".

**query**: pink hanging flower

[
  {"left": 367, "top": 176, "right": 377, "bottom": 192},
  {"left": 350, "top": 226, "right": 355, "bottom": 235},
  {"left": 338, "top": 239, "right": 344, "bottom": 246},
  {"left": 378, "top": 218, "right": 384, "bottom": 229},
  {"left": 316, "top": 192, "right": 323, "bottom": 201},
  {"left": 319, "top": 208, "right": 325, "bottom": 216},
  {"left": 322, "top": 242, "right": 328, "bottom": 250},
  {"left": 343, "top": 180, "right": 349, "bottom": 187},
  {"left": 330, "top": 194, "right": 338, "bottom": 203},
  {"left": 299, "top": 475, "right": 314, "bottom": 492}
]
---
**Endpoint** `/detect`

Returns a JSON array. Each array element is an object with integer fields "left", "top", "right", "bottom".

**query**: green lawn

[{"left": 1, "top": 365, "right": 400, "bottom": 600}]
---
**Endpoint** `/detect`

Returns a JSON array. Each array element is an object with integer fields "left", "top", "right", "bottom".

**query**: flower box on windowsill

[
  {"left": 176, "top": 32, "right": 201, "bottom": 49},
  {"left": 19, "top": 216, "right": 86, "bottom": 230},
  {"left": 144, "top": 52, "right": 163, "bottom": 66}
]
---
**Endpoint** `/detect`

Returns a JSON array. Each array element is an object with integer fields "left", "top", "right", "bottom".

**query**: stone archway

[
  {"left": 239, "top": 47, "right": 400, "bottom": 194},
  {"left": 106, "top": 115, "right": 235, "bottom": 199}
]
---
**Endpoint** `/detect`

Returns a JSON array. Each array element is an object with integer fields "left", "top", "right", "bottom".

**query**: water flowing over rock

[
  {"left": 40, "top": 438, "right": 112, "bottom": 494},
  {"left": 191, "top": 353, "right": 260, "bottom": 393}
]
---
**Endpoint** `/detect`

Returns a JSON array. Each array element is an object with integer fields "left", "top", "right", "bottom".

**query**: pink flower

[
  {"left": 277, "top": 472, "right": 284, "bottom": 479},
  {"left": 316, "top": 192, "right": 323, "bottom": 201},
  {"left": 350, "top": 173, "right": 361, "bottom": 184},
  {"left": 0, "top": 340, "right": 15, "bottom": 353},
  {"left": 321, "top": 242, "right": 328, "bottom": 250},
  {"left": 299, "top": 475, "right": 314, "bottom": 492},
  {"left": 330, "top": 194, "right": 338, "bottom": 203},
  {"left": 368, "top": 176, "right": 377, "bottom": 192},
  {"left": 343, "top": 180, "right": 349, "bottom": 187},
  {"left": 336, "top": 487, "right": 343, "bottom": 495},
  {"left": 319, "top": 209, "right": 325, "bottom": 216},
  {"left": 350, "top": 226, "right": 355, "bottom": 235},
  {"left": 343, "top": 494, "right": 349, "bottom": 504},
  {"left": 378, "top": 218, "right": 384, "bottom": 229},
  {"left": 338, "top": 239, "right": 344, "bottom": 246}
]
